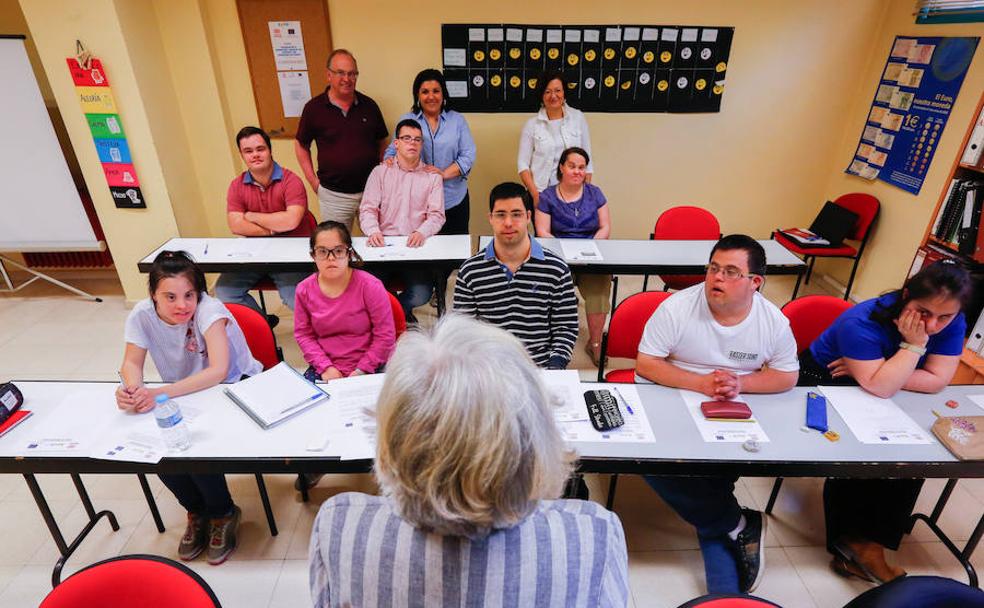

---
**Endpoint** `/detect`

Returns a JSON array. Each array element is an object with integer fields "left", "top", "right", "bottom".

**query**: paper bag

[{"left": 932, "top": 415, "right": 984, "bottom": 461}]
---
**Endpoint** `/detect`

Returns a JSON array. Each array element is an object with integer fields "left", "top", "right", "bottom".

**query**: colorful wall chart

[
  {"left": 67, "top": 57, "right": 146, "bottom": 208},
  {"left": 441, "top": 24, "right": 733, "bottom": 113},
  {"left": 845, "top": 36, "right": 979, "bottom": 195}
]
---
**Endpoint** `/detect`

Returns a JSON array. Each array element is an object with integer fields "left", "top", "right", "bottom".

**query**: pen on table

[
  {"left": 203, "top": 241, "right": 209, "bottom": 256},
  {"left": 280, "top": 393, "right": 323, "bottom": 415},
  {"left": 116, "top": 371, "right": 132, "bottom": 395},
  {"left": 611, "top": 386, "right": 634, "bottom": 415}
]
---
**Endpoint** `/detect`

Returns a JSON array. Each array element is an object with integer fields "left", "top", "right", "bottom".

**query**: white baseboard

[{"left": 817, "top": 273, "right": 862, "bottom": 303}]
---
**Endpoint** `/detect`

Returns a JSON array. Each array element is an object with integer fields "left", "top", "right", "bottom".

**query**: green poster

[{"left": 85, "top": 113, "right": 126, "bottom": 139}]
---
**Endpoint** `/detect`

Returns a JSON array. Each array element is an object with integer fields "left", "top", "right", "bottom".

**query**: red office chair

[
  {"left": 598, "top": 291, "right": 673, "bottom": 383},
  {"left": 677, "top": 594, "right": 783, "bottom": 607},
  {"left": 225, "top": 303, "right": 283, "bottom": 370},
  {"left": 596, "top": 291, "right": 672, "bottom": 510},
  {"left": 388, "top": 291, "right": 408, "bottom": 338},
  {"left": 255, "top": 209, "right": 318, "bottom": 315},
  {"left": 764, "top": 295, "right": 853, "bottom": 515},
  {"left": 644, "top": 206, "right": 721, "bottom": 292},
  {"left": 773, "top": 193, "right": 879, "bottom": 301},
  {"left": 40, "top": 554, "right": 221, "bottom": 607}
]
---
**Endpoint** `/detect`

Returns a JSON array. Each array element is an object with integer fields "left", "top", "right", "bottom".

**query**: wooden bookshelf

[{"left": 914, "top": 91, "right": 984, "bottom": 384}]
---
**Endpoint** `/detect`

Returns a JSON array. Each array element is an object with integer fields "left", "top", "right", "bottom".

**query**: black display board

[{"left": 441, "top": 24, "right": 733, "bottom": 113}]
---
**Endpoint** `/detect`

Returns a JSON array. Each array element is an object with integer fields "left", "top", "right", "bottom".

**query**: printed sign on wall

[
  {"left": 845, "top": 36, "right": 979, "bottom": 195},
  {"left": 67, "top": 57, "right": 146, "bottom": 208}
]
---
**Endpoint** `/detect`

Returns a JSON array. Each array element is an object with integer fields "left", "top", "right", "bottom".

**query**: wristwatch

[{"left": 899, "top": 341, "right": 927, "bottom": 356}]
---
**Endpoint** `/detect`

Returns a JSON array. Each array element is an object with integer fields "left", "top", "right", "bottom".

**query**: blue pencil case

[{"left": 806, "top": 391, "right": 828, "bottom": 433}]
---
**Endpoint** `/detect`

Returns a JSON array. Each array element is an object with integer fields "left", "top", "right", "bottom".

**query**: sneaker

[
  {"left": 206, "top": 505, "right": 241, "bottom": 565},
  {"left": 178, "top": 512, "right": 207, "bottom": 561},
  {"left": 733, "top": 508, "right": 767, "bottom": 593},
  {"left": 294, "top": 473, "right": 324, "bottom": 492},
  {"left": 266, "top": 314, "right": 280, "bottom": 330},
  {"left": 831, "top": 537, "right": 906, "bottom": 584}
]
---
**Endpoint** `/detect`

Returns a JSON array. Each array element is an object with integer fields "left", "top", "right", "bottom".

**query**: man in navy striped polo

[{"left": 453, "top": 182, "right": 579, "bottom": 369}]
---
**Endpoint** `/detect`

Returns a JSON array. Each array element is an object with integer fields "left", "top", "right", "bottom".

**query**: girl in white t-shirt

[{"left": 117, "top": 250, "right": 261, "bottom": 566}]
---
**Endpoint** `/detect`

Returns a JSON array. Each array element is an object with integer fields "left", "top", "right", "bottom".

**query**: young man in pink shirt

[
  {"left": 215, "top": 127, "right": 314, "bottom": 328},
  {"left": 358, "top": 118, "right": 444, "bottom": 322}
]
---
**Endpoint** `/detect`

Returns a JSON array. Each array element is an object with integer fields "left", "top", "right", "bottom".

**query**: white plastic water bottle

[{"left": 153, "top": 394, "right": 191, "bottom": 452}]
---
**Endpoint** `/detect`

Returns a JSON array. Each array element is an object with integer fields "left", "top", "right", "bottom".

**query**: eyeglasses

[
  {"left": 491, "top": 211, "right": 528, "bottom": 221},
  {"left": 397, "top": 135, "right": 423, "bottom": 144},
  {"left": 328, "top": 68, "right": 359, "bottom": 78},
  {"left": 312, "top": 246, "right": 350, "bottom": 261},
  {"left": 706, "top": 263, "right": 758, "bottom": 281}
]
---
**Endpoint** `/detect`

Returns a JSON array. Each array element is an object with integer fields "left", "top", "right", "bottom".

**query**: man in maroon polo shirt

[
  {"left": 295, "top": 49, "right": 389, "bottom": 231},
  {"left": 215, "top": 126, "right": 313, "bottom": 328}
]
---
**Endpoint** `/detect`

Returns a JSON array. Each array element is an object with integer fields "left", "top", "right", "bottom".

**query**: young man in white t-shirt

[{"left": 636, "top": 234, "right": 799, "bottom": 595}]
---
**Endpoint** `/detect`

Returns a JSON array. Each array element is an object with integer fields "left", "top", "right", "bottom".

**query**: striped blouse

[
  {"left": 309, "top": 493, "right": 630, "bottom": 607},
  {"left": 453, "top": 237, "right": 579, "bottom": 368}
]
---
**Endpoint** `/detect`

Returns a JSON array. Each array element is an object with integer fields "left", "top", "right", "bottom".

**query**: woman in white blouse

[{"left": 517, "top": 70, "right": 593, "bottom": 208}]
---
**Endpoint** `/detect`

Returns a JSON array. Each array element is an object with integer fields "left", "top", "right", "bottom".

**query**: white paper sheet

[
  {"left": 821, "top": 386, "right": 932, "bottom": 444},
  {"left": 541, "top": 369, "right": 587, "bottom": 422},
  {"left": 268, "top": 21, "right": 307, "bottom": 71},
  {"left": 558, "top": 385, "right": 656, "bottom": 443},
  {"left": 680, "top": 390, "right": 770, "bottom": 443},
  {"left": 277, "top": 71, "right": 312, "bottom": 118},
  {"left": 558, "top": 239, "right": 603, "bottom": 263},
  {"left": 90, "top": 432, "right": 165, "bottom": 463},
  {"left": 966, "top": 395, "right": 984, "bottom": 411}
]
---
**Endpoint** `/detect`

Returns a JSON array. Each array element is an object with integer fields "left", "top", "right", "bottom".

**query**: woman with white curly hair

[{"left": 309, "top": 314, "right": 629, "bottom": 607}]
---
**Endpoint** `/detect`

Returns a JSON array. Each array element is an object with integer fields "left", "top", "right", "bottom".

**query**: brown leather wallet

[{"left": 700, "top": 400, "right": 752, "bottom": 420}]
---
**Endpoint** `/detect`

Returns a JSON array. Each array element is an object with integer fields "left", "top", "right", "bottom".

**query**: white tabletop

[
  {"left": 5, "top": 381, "right": 982, "bottom": 475},
  {"left": 476, "top": 237, "right": 806, "bottom": 274},
  {"left": 139, "top": 235, "right": 473, "bottom": 269}
]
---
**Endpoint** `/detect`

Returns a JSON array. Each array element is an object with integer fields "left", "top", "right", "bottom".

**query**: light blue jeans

[{"left": 214, "top": 271, "right": 309, "bottom": 314}]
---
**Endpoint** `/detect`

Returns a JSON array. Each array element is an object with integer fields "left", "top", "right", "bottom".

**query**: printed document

[
  {"left": 680, "top": 390, "right": 770, "bottom": 443},
  {"left": 821, "top": 386, "right": 931, "bottom": 444}
]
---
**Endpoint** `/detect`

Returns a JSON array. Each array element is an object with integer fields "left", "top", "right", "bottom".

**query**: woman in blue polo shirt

[{"left": 801, "top": 259, "right": 971, "bottom": 585}]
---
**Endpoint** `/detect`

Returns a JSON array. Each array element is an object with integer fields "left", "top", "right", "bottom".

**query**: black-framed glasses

[
  {"left": 312, "top": 246, "right": 350, "bottom": 261},
  {"left": 706, "top": 263, "right": 758, "bottom": 281},
  {"left": 397, "top": 135, "right": 423, "bottom": 144}
]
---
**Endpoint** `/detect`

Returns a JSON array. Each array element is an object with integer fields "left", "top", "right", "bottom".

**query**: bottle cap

[{"left": 154, "top": 394, "right": 169, "bottom": 404}]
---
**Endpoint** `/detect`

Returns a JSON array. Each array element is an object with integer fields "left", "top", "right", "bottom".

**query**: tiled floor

[{"left": 0, "top": 269, "right": 979, "bottom": 607}]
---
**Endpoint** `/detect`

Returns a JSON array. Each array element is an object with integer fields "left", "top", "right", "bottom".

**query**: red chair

[
  {"left": 764, "top": 295, "right": 853, "bottom": 515},
  {"left": 40, "top": 554, "right": 221, "bottom": 607},
  {"left": 597, "top": 291, "right": 673, "bottom": 383},
  {"left": 676, "top": 594, "right": 783, "bottom": 607},
  {"left": 773, "top": 193, "right": 879, "bottom": 301},
  {"left": 644, "top": 206, "right": 721, "bottom": 292},
  {"left": 596, "top": 291, "right": 672, "bottom": 510},
  {"left": 387, "top": 291, "right": 407, "bottom": 338},
  {"left": 225, "top": 303, "right": 283, "bottom": 370},
  {"left": 255, "top": 209, "right": 318, "bottom": 315}
]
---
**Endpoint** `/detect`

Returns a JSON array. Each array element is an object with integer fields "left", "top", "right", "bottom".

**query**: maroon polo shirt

[
  {"left": 226, "top": 163, "right": 312, "bottom": 237},
  {"left": 295, "top": 89, "right": 388, "bottom": 194}
]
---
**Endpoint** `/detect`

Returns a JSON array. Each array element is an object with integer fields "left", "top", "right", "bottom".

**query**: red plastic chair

[
  {"left": 645, "top": 206, "right": 721, "bottom": 292},
  {"left": 676, "top": 595, "right": 783, "bottom": 607},
  {"left": 773, "top": 193, "right": 879, "bottom": 301},
  {"left": 225, "top": 302, "right": 283, "bottom": 370},
  {"left": 255, "top": 209, "right": 318, "bottom": 315},
  {"left": 387, "top": 291, "right": 407, "bottom": 338},
  {"left": 764, "top": 295, "right": 854, "bottom": 516},
  {"left": 596, "top": 290, "right": 672, "bottom": 510},
  {"left": 597, "top": 291, "right": 673, "bottom": 383},
  {"left": 40, "top": 554, "right": 221, "bottom": 607}
]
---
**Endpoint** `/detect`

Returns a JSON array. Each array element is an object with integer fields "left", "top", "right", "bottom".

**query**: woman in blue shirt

[
  {"left": 801, "top": 260, "right": 971, "bottom": 585},
  {"left": 384, "top": 68, "right": 477, "bottom": 235},
  {"left": 534, "top": 147, "right": 611, "bottom": 366}
]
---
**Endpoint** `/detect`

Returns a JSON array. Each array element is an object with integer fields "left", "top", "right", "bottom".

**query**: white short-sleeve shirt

[
  {"left": 124, "top": 293, "right": 262, "bottom": 383},
  {"left": 636, "top": 284, "right": 799, "bottom": 380}
]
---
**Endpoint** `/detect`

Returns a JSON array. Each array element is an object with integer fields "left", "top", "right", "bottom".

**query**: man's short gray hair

[{"left": 374, "top": 314, "right": 574, "bottom": 538}]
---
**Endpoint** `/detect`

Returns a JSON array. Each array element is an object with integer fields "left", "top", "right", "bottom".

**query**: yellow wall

[
  {"left": 818, "top": 4, "right": 984, "bottom": 300},
  {"left": 12, "top": 0, "right": 981, "bottom": 304}
]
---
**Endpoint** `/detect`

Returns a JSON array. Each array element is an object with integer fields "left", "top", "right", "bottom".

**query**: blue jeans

[
  {"left": 645, "top": 475, "right": 743, "bottom": 593},
  {"left": 159, "top": 473, "right": 234, "bottom": 518},
  {"left": 214, "top": 271, "right": 308, "bottom": 314}
]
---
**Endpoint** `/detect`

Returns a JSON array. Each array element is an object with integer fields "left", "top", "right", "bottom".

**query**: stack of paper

[{"left": 224, "top": 362, "right": 328, "bottom": 429}]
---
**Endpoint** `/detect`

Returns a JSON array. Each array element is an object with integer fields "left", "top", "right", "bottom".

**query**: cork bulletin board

[{"left": 236, "top": 0, "right": 332, "bottom": 138}]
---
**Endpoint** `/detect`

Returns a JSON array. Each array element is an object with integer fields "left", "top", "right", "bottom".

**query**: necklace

[{"left": 557, "top": 185, "right": 584, "bottom": 217}]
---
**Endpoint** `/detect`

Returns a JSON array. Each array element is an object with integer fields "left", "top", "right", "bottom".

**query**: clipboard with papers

[{"left": 223, "top": 362, "right": 329, "bottom": 429}]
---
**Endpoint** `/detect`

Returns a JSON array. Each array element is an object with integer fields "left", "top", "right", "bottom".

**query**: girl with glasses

[{"left": 293, "top": 221, "right": 396, "bottom": 383}]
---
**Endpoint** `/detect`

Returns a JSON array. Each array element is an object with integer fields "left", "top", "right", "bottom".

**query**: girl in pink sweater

[{"left": 294, "top": 221, "right": 396, "bottom": 381}]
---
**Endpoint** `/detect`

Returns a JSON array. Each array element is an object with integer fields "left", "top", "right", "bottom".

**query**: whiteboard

[{"left": 0, "top": 37, "right": 101, "bottom": 252}]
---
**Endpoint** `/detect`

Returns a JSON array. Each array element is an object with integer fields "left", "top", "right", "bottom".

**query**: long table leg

[
  {"left": 137, "top": 474, "right": 165, "bottom": 533},
  {"left": 25, "top": 474, "right": 120, "bottom": 587},
  {"left": 909, "top": 479, "right": 979, "bottom": 588}
]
